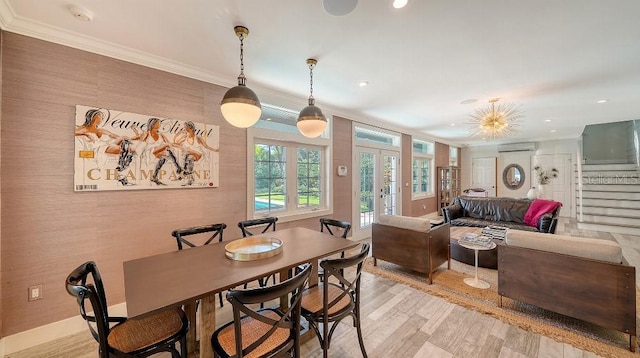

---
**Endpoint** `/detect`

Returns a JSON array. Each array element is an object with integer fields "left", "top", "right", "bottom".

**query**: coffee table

[{"left": 457, "top": 237, "right": 496, "bottom": 289}]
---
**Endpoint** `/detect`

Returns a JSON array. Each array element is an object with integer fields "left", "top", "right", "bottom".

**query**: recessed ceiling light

[
  {"left": 68, "top": 4, "right": 94, "bottom": 21},
  {"left": 392, "top": 0, "right": 408, "bottom": 9},
  {"left": 550, "top": 129, "right": 557, "bottom": 133},
  {"left": 597, "top": 99, "right": 609, "bottom": 104},
  {"left": 460, "top": 98, "right": 477, "bottom": 105},
  {"left": 545, "top": 119, "right": 551, "bottom": 122},
  {"left": 359, "top": 81, "right": 369, "bottom": 87},
  {"left": 450, "top": 123, "right": 456, "bottom": 126}
]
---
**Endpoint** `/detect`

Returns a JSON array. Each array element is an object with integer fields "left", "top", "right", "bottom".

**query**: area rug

[{"left": 363, "top": 259, "right": 638, "bottom": 358}]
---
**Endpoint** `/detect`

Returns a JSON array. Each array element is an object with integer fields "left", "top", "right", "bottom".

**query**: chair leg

[
  {"left": 180, "top": 336, "right": 188, "bottom": 358},
  {"left": 355, "top": 305, "right": 368, "bottom": 358},
  {"left": 218, "top": 292, "right": 224, "bottom": 307}
]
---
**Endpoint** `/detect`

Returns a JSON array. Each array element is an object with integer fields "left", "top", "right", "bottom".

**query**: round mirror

[{"left": 503, "top": 164, "right": 525, "bottom": 190}]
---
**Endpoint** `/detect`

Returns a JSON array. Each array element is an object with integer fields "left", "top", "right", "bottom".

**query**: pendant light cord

[
  {"left": 309, "top": 64, "right": 314, "bottom": 100},
  {"left": 238, "top": 33, "right": 246, "bottom": 83}
]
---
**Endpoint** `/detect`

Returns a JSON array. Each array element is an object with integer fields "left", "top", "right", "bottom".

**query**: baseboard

[{"left": 0, "top": 302, "right": 127, "bottom": 356}]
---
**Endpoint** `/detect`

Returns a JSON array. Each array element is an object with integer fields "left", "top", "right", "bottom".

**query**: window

[
  {"left": 248, "top": 104, "right": 331, "bottom": 221},
  {"left": 449, "top": 146, "right": 459, "bottom": 166},
  {"left": 412, "top": 139, "right": 434, "bottom": 198}
]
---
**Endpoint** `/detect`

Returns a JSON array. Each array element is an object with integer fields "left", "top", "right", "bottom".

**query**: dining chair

[
  {"left": 171, "top": 223, "right": 227, "bottom": 307},
  {"left": 318, "top": 218, "right": 352, "bottom": 281},
  {"left": 66, "top": 261, "right": 189, "bottom": 358},
  {"left": 238, "top": 217, "right": 278, "bottom": 287},
  {"left": 211, "top": 264, "right": 312, "bottom": 358},
  {"left": 300, "top": 243, "right": 370, "bottom": 358}
]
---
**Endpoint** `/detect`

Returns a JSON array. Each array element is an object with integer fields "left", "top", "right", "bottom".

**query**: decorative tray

[{"left": 225, "top": 237, "right": 283, "bottom": 261}]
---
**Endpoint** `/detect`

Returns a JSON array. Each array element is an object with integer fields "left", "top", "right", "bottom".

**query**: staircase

[{"left": 577, "top": 164, "right": 640, "bottom": 235}]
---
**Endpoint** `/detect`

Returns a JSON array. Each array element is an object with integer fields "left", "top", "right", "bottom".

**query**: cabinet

[{"left": 438, "top": 166, "right": 460, "bottom": 211}]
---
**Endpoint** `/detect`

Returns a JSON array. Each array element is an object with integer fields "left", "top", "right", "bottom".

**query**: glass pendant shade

[
  {"left": 221, "top": 83, "right": 262, "bottom": 128},
  {"left": 297, "top": 98, "right": 327, "bottom": 138}
]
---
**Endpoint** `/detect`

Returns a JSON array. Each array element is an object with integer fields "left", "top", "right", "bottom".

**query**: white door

[
  {"left": 353, "top": 147, "right": 400, "bottom": 240},
  {"left": 471, "top": 157, "right": 497, "bottom": 197},
  {"left": 531, "top": 154, "right": 571, "bottom": 217}
]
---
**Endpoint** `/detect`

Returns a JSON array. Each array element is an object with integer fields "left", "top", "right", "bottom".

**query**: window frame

[
  {"left": 247, "top": 126, "right": 332, "bottom": 223},
  {"left": 411, "top": 139, "right": 435, "bottom": 199}
]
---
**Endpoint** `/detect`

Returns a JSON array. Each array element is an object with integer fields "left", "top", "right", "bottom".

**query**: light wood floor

[{"left": 8, "top": 218, "right": 637, "bottom": 358}]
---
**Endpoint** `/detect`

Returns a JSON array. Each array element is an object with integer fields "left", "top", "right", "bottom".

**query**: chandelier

[{"left": 468, "top": 98, "right": 522, "bottom": 139}]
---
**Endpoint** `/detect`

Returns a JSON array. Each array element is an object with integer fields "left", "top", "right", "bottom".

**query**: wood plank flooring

[{"left": 8, "top": 218, "right": 639, "bottom": 358}]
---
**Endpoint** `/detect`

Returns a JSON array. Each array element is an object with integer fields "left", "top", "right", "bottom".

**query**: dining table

[{"left": 123, "top": 226, "right": 359, "bottom": 357}]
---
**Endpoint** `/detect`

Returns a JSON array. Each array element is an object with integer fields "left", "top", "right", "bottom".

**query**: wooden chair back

[
  {"left": 320, "top": 218, "right": 351, "bottom": 239},
  {"left": 171, "top": 223, "right": 227, "bottom": 250},
  {"left": 211, "top": 265, "right": 312, "bottom": 358},
  {"left": 238, "top": 217, "right": 278, "bottom": 237}
]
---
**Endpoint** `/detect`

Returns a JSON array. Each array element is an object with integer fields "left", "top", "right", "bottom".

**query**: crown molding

[{"left": 0, "top": 8, "right": 237, "bottom": 89}]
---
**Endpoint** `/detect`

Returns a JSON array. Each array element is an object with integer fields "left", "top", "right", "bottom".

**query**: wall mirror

[{"left": 503, "top": 163, "right": 525, "bottom": 190}]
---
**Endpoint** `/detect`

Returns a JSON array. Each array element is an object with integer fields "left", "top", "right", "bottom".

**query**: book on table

[
  {"left": 481, "top": 225, "right": 508, "bottom": 240},
  {"left": 459, "top": 234, "right": 493, "bottom": 248}
]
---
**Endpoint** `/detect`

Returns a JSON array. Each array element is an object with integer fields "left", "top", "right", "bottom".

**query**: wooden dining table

[{"left": 123, "top": 226, "right": 359, "bottom": 357}]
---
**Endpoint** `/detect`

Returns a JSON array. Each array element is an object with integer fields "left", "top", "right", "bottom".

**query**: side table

[{"left": 457, "top": 238, "right": 496, "bottom": 289}]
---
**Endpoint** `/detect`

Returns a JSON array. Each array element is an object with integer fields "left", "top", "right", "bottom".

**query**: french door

[{"left": 352, "top": 147, "right": 400, "bottom": 240}]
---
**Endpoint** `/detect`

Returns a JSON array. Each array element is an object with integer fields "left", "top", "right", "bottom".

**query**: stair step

[
  {"left": 580, "top": 184, "right": 640, "bottom": 191},
  {"left": 577, "top": 221, "right": 640, "bottom": 236},
  {"left": 582, "top": 207, "right": 640, "bottom": 218},
  {"left": 580, "top": 191, "right": 640, "bottom": 200},
  {"left": 580, "top": 214, "right": 640, "bottom": 227},
  {"left": 574, "top": 171, "right": 640, "bottom": 181},
  {"left": 580, "top": 164, "right": 639, "bottom": 171},
  {"left": 579, "top": 198, "right": 640, "bottom": 209}
]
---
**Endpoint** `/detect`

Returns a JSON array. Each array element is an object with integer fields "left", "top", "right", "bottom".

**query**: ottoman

[{"left": 449, "top": 227, "right": 499, "bottom": 269}]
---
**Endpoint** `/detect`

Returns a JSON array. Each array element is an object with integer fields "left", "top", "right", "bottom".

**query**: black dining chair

[
  {"left": 300, "top": 243, "right": 370, "bottom": 358},
  {"left": 211, "top": 264, "right": 312, "bottom": 358},
  {"left": 171, "top": 223, "right": 227, "bottom": 307},
  {"left": 66, "top": 261, "right": 189, "bottom": 358},
  {"left": 238, "top": 217, "right": 278, "bottom": 287},
  {"left": 318, "top": 218, "right": 352, "bottom": 281}
]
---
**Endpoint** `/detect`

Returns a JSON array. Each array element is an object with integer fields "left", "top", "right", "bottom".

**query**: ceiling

[{"left": 1, "top": 0, "right": 639, "bottom": 146}]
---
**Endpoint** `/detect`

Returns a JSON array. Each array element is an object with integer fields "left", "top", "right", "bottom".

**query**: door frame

[{"left": 351, "top": 146, "right": 401, "bottom": 240}]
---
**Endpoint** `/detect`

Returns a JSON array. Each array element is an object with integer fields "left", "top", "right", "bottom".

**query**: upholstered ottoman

[{"left": 449, "top": 227, "right": 499, "bottom": 269}]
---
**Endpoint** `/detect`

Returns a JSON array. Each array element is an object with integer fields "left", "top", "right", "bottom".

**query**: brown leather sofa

[{"left": 442, "top": 196, "right": 560, "bottom": 234}]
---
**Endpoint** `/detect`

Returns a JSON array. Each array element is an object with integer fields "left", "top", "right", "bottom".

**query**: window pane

[
  {"left": 412, "top": 159, "right": 419, "bottom": 193},
  {"left": 297, "top": 147, "right": 322, "bottom": 209},
  {"left": 254, "top": 144, "right": 286, "bottom": 213},
  {"left": 421, "top": 159, "right": 429, "bottom": 192}
]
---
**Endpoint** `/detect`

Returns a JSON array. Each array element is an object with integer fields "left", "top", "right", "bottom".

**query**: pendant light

[
  {"left": 220, "top": 26, "right": 262, "bottom": 128},
  {"left": 297, "top": 59, "right": 327, "bottom": 138}
]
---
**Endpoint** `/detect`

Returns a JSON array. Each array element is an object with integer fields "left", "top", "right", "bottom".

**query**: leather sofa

[
  {"left": 372, "top": 215, "right": 450, "bottom": 284},
  {"left": 441, "top": 196, "right": 560, "bottom": 233},
  {"left": 499, "top": 229, "right": 636, "bottom": 351}
]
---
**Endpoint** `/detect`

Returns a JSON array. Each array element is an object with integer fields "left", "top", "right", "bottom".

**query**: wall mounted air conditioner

[{"left": 497, "top": 142, "right": 536, "bottom": 152}]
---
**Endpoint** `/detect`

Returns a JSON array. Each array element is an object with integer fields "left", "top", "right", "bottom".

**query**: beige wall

[{"left": 0, "top": 32, "right": 255, "bottom": 336}]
